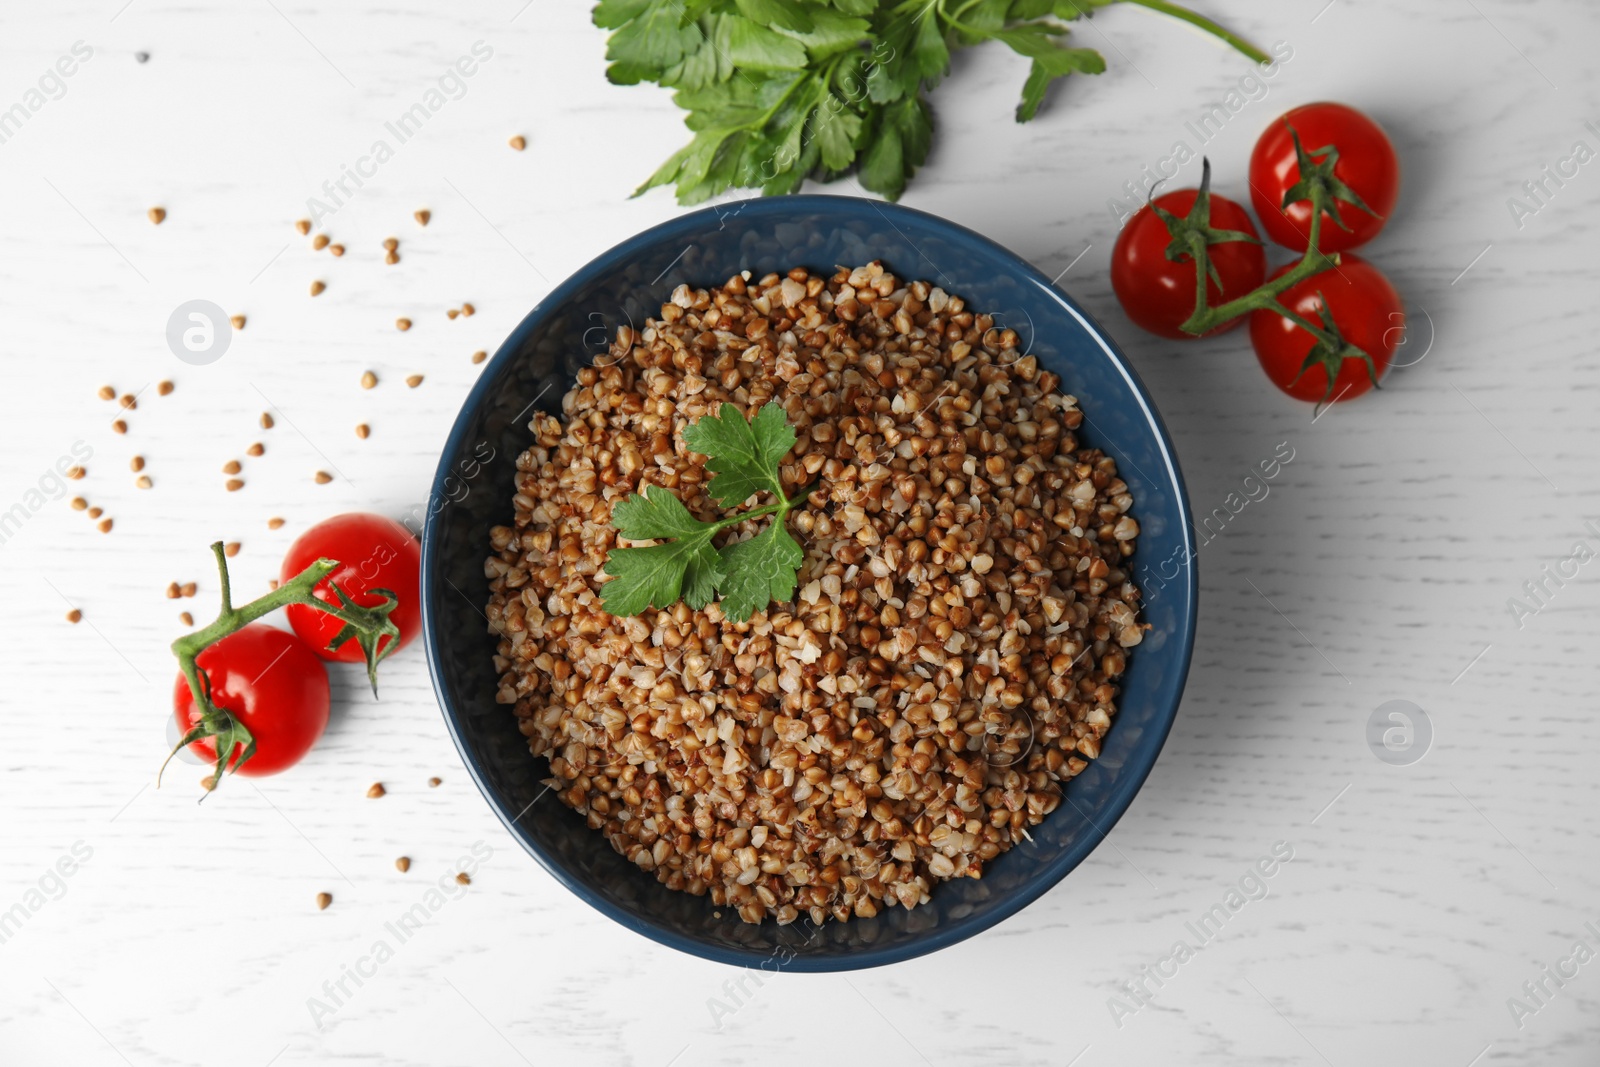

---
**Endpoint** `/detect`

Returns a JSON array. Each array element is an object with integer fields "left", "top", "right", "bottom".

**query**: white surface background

[{"left": 2, "top": 1, "right": 1598, "bottom": 1065}]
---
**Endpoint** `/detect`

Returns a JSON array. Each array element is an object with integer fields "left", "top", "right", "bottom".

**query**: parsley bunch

[
  {"left": 594, "top": 0, "right": 1265, "bottom": 203},
  {"left": 601, "top": 402, "right": 814, "bottom": 622}
]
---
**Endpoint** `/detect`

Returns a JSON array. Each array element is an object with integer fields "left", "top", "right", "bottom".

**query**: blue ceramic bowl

[{"left": 422, "top": 194, "right": 1197, "bottom": 971}]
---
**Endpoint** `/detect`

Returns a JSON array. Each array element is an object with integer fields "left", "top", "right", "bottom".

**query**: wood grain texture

[{"left": 2, "top": 1, "right": 1598, "bottom": 1064}]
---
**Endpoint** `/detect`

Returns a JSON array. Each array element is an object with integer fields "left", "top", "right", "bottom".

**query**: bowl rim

[{"left": 421, "top": 192, "right": 1198, "bottom": 972}]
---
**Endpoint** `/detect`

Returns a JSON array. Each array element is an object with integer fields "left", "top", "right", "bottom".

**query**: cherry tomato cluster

[
  {"left": 170, "top": 513, "right": 422, "bottom": 785},
  {"left": 1112, "top": 102, "right": 1404, "bottom": 408}
]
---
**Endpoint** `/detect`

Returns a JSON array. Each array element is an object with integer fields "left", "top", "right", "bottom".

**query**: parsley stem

[
  {"left": 701, "top": 480, "right": 816, "bottom": 536},
  {"left": 706, "top": 499, "right": 787, "bottom": 533},
  {"left": 1119, "top": 0, "right": 1270, "bottom": 64}
]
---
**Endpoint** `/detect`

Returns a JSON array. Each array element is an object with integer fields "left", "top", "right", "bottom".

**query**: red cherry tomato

[
  {"left": 1249, "top": 255, "right": 1404, "bottom": 405},
  {"left": 172, "top": 624, "right": 330, "bottom": 775},
  {"left": 1111, "top": 188, "right": 1267, "bottom": 339},
  {"left": 1249, "top": 102, "right": 1400, "bottom": 253},
  {"left": 280, "top": 513, "right": 421, "bottom": 662}
]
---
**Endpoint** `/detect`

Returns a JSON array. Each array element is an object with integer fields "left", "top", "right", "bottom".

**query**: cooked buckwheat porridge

[{"left": 485, "top": 262, "right": 1144, "bottom": 926}]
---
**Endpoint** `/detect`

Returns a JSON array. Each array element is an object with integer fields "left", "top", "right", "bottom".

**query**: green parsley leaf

[
  {"left": 675, "top": 0, "right": 719, "bottom": 21},
  {"left": 600, "top": 2, "right": 704, "bottom": 85},
  {"left": 661, "top": 13, "right": 735, "bottom": 89},
  {"left": 1050, "top": 0, "right": 1122, "bottom": 18},
  {"left": 865, "top": 11, "right": 925, "bottom": 104},
  {"left": 601, "top": 486, "right": 725, "bottom": 615},
  {"left": 592, "top": 0, "right": 653, "bottom": 30},
  {"left": 774, "top": 10, "right": 873, "bottom": 60},
  {"left": 716, "top": 520, "right": 806, "bottom": 622},
  {"left": 858, "top": 94, "right": 932, "bottom": 200},
  {"left": 632, "top": 127, "right": 730, "bottom": 201},
  {"left": 595, "top": 0, "right": 1263, "bottom": 203},
  {"left": 601, "top": 402, "right": 810, "bottom": 621},
  {"left": 735, "top": 0, "right": 813, "bottom": 33},
  {"left": 993, "top": 24, "right": 1105, "bottom": 121},
  {"left": 953, "top": 0, "right": 1013, "bottom": 43},
  {"left": 683, "top": 402, "right": 795, "bottom": 507},
  {"left": 726, "top": 17, "right": 810, "bottom": 70},
  {"left": 1007, "top": 0, "right": 1058, "bottom": 18},
  {"left": 912, "top": 7, "right": 952, "bottom": 81},
  {"left": 610, "top": 481, "right": 712, "bottom": 542},
  {"left": 812, "top": 97, "right": 864, "bottom": 172},
  {"left": 857, "top": 116, "right": 906, "bottom": 198}
]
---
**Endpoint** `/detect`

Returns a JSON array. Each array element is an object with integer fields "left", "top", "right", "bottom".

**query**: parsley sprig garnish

[
  {"left": 601, "top": 402, "right": 813, "bottom": 622},
  {"left": 594, "top": 0, "right": 1266, "bottom": 203}
]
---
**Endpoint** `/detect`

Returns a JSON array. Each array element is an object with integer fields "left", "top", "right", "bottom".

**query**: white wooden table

[{"left": 3, "top": 2, "right": 1598, "bottom": 1064}]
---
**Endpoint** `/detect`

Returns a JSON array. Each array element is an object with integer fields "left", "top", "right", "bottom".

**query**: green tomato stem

[
  {"left": 169, "top": 545, "right": 337, "bottom": 661},
  {"left": 1119, "top": 0, "right": 1271, "bottom": 64},
  {"left": 164, "top": 542, "right": 400, "bottom": 794},
  {"left": 1178, "top": 178, "right": 1341, "bottom": 348}
]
